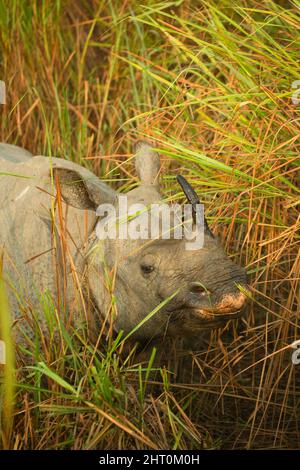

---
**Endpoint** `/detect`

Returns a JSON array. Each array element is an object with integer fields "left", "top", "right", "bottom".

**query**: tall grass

[
  {"left": 0, "top": 0, "right": 299, "bottom": 449},
  {"left": 0, "top": 254, "right": 15, "bottom": 449}
]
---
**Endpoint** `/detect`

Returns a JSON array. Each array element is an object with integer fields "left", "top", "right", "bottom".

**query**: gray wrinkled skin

[{"left": 0, "top": 142, "right": 249, "bottom": 348}]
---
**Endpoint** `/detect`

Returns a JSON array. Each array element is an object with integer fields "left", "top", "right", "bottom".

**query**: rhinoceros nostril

[
  {"left": 218, "top": 292, "right": 248, "bottom": 311},
  {"left": 190, "top": 283, "right": 210, "bottom": 297}
]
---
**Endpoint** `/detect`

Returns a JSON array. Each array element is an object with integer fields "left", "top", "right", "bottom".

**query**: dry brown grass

[{"left": 0, "top": 0, "right": 299, "bottom": 449}]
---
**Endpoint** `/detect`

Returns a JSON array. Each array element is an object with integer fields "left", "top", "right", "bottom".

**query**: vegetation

[{"left": 0, "top": 0, "right": 299, "bottom": 450}]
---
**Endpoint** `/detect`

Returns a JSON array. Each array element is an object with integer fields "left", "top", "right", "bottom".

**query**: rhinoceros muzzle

[
  {"left": 166, "top": 287, "right": 250, "bottom": 333},
  {"left": 188, "top": 293, "right": 247, "bottom": 321}
]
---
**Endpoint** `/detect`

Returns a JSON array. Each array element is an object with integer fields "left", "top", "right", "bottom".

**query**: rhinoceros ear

[
  {"left": 53, "top": 168, "right": 97, "bottom": 211},
  {"left": 134, "top": 140, "right": 161, "bottom": 186}
]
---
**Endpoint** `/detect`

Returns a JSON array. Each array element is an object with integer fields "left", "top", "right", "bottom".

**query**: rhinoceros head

[
  {"left": 54, "top": 142, "right": 247, "bottom": 341},
  {"left": 55, "top": 142, "right": 249, "bottom": 343}
]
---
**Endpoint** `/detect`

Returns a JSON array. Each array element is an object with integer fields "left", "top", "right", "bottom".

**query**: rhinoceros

[{"left": 0, "top": 141, "right": 249, "bottom": 348}]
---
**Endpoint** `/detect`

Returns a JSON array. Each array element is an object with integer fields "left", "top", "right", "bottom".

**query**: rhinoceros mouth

[
  {"left": 189, "top": 307, "right": 244, "bottom": 323},
  {"left": 175, "top": 290, "right": 248, "bottom": 327},
  {"left": 179, "top": 307, "right": 245, "bottom": 333},
  {"left": 167, "top": 306, "right": 244, "bottom": 332}
]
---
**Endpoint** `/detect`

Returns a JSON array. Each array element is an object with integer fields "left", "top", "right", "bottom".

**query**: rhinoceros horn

[{"left": 176, "top": 174, "right": 213, "bottom": 236}]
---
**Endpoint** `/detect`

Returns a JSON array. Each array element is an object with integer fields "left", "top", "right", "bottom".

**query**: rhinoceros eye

[
  {"left": 140, "top": 253, "right": 158, "bottom": 276},
  {"left": 140, "top": 263, "right": 155, "bottom": 275}
]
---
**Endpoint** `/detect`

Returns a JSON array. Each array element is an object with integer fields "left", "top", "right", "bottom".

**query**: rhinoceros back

[
  {"left": 0, "top": 142, "right": 33, "bottom": 163},
  {"left": 0, "top": 151, "right": 101, "bottom": 343}
]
